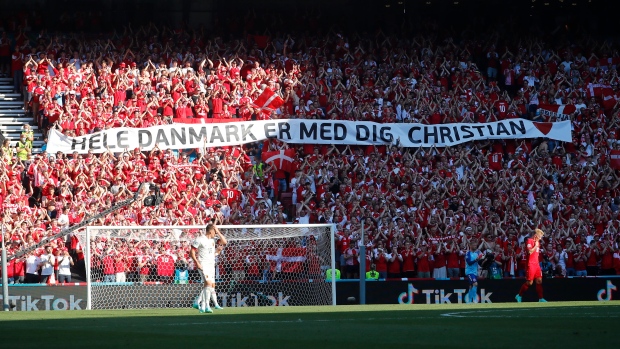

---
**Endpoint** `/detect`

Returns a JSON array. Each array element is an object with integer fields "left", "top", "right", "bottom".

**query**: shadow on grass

[{"left": 1, "top": 303, "right": 619, "bottom": 349}]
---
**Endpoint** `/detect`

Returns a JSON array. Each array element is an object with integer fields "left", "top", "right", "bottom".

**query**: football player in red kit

[{"left": 515, "top": 229, "right": 547, "bottom": 302}]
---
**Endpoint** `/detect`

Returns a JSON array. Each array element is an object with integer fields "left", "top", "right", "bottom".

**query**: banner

[
  {"left": 538, "top": 104, "right": 577, "bottom": 121},
  {"left": 0, "top": 285, "right": 86, "bottom": 311},
  {"left": 47, "top": 119, "right": 573, "bottom": 154},
  {"left": 336, "top": 277, "right": 620, "bottom": 305}
]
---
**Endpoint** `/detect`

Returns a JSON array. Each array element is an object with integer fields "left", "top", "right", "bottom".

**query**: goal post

[{"left": 82, "top": 224, "right": 336, "bottom": 310}]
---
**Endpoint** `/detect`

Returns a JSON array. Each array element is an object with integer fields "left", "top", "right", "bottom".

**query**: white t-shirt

[
  {"left": 58, "top": 255, "right": 73, "bottom": 276},
  {"left": 40, "top": 254, "right": 55, "bottom": 276},
  {"left": 557, "top": 250, "right": 568, "bottom": 269},
  {"left": 192, "top": 235, "right": 217, "bottom": 265},
  {"left": 26, "top": 255, "right": 40, "bottom": 274}
]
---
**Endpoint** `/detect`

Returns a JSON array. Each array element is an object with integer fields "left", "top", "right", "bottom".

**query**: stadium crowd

[{"left": 2, "top": 16, "right": 620, "bottom": 284}]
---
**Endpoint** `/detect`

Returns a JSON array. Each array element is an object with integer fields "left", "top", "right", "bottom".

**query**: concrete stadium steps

[
  {"left": 0, "top": 100, "right": 24, "bottom": 107},
  {"left": 0, "top": 93, "right": 21, "bottom": 101},
  {"left": 0, "top": 110, "right": 26, "bottom": 117},
  {"left": 1, "top": 117, "right": 34, "bottom": 124},
  {"left": 0, "top": 77, "right": 43, "bottom": 153}
]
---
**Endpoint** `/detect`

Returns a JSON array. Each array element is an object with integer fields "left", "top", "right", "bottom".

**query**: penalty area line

[{"left": 167, "top": 316, "right": 439, "bottom": 326}]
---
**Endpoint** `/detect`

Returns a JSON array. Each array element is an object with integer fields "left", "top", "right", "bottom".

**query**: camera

[
  {"left": 143, "top": 184, "right": 163, "bottom": 207},
  {"left": 479, "top": 252, "right": 495, "bottom": 270}
]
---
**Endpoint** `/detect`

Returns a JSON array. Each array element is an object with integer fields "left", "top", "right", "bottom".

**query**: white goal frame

[{"left": 84, "top": 224, "right": 337, "bottom": 310}]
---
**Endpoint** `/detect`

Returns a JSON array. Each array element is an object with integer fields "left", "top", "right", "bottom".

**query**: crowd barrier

[{"left": 1, "top": 277, "right": 618, "bottom": 310}]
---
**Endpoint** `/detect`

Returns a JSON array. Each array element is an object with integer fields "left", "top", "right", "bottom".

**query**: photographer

[
  {"left": 478, "top": 249, "right": 496, "bottom": 279},
  {"left": 541, "top": 255, "right": 554, "bottom": 278}
]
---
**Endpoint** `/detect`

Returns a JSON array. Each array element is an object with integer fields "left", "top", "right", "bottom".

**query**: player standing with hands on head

[
  {"left": 190, "top": 223, "right": 228, "bottom": 313},
  {"left": 515, "top": 229, "right": 547, "bottom": 303}
]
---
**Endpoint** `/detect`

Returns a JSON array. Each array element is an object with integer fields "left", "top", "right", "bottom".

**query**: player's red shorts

[{"left": 526, "top": 264, "right": 542, "bottom": 281}]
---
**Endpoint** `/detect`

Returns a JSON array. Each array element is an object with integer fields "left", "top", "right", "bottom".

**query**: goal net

[{"left": 81, "top": 224, "right": 336, "bottom": 310}]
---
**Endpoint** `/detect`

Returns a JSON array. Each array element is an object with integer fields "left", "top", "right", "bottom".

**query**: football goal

[{"left": 81, "top": 224, "right": 336, "bottom": 310}]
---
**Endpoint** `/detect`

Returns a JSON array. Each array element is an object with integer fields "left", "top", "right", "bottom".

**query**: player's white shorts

[{"left": 198, "top": 264, "right": 216, "bottom": 283}]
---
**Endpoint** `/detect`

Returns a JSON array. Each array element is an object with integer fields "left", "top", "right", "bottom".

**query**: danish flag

[
  {"left": 586, "top": 83, "right": 610, "bottom": 98},
  {"left": 266, "top": 247, "right": 307, "bottom": 273},
  {"left": 261, "top": 148, "right": 296, "bottom": 173},
  {"left": 252, "top": 88, "right": 284, "bottom": 116},
  {"left": 537, "top": 104, "right": 576, "bottom": 121}
]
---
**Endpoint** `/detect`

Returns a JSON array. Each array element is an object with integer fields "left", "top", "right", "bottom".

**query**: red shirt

[
  {"left": 156, "top": 254, "right": 175, "bottom": 276},
  {"left": 526, "top": 238, "right": 540, "bottom": 266},
  {"left": 220, "top": 188, "right": 242, "bottom": 204},
  {"left": 446, "top": 251, "right": 460, "bottom": 269},
  {"left": 114, "top": 257, "right": 126, "bottom": 273},
  {"left": 388, "top": 254, "right": 402, "bottom": 274},
  {"left": 488, "top": 153, "right": 503, "bottom": 171},
  {"left": 417, "top": 251, "right": 431, "bottom": 273},
  {"left": 375, "top": 253, "right": 388, "bottom": 273},
  {"left": 401, "top": 248, "right": 416, "bottom": 272},
  {"left": 103, "top": 255, "right": 115, "bottom": 275}
]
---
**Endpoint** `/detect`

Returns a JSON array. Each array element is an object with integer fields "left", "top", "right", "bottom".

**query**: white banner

[{"left": 46, "top": 119, "right": 572, "bottom": 154}]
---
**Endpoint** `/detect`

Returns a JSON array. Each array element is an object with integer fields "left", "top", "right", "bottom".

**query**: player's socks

[
  {"left": 210, "top": 287, "right": 222, "bottom": 309},
  {"left": 194, "top": 292, "right": 203, "bottom": 310},
  {"left": 518, "top": 283, "right": 530, "bottom": 296},
  {"left": 536, "top": 283, "right": 544, "bottom": 299},
  {"left": 470, "top": 286, "right": 478, "bottom": 303},
  {"left": 203, "top": 287, "right": 211, "bottom": 309}
]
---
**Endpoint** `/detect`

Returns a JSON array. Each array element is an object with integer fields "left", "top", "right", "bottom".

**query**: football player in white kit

[{"left": 190, "top": 223, "right": 228, "bottom": 313}]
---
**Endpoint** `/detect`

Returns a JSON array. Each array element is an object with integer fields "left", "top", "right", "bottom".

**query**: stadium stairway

[{"left": 0, "top": 76, "right": 44, "bottom": 154}]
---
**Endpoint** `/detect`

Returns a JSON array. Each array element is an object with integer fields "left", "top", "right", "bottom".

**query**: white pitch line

[
  {"left": 441, "top": 308, "right": 620, "bottom": 318},
  {"left": 167, "top": 316, "right": 437, "bottom": 326}
]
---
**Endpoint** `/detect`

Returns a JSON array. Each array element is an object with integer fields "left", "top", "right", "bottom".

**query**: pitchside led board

[
  {"left": 2, "top": 278, "right": 617, "bottom": 311},
  {"left": 46, "top": 119, "right": 572, "bottom": 154}
]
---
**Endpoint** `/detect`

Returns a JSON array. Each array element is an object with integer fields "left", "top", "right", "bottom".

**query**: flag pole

[
  {"left": 359, "top": 218, "right": 366, "bottom": 305},
  {"left": 2, "top": 224, "right": 9, "bottom": 311}
]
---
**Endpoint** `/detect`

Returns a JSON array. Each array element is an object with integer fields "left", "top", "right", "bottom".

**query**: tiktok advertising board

[
  {"left": 2, "top": 278, "right": 617, "bottom": 310},
  {"left": 335, "top": 277, "right": 619, "bottom": 305}
]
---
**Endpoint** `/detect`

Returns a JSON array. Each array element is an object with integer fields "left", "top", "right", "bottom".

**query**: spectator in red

[
  {"left": 387, "top": 246, "right": 403, "bottom": 279},
  {"left": 102, "top": 249, "right": 116, "bottom": 283},
  {"left": 416, "top": 244, "right": 432, "bottom": 279},
  {"left": 156, "top": 246, "right": 175, "bottom": 283}
]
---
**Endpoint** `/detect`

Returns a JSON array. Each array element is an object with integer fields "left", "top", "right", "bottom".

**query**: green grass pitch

[{"left": 1, "top": 301, "right": 618, "bottom": 348}]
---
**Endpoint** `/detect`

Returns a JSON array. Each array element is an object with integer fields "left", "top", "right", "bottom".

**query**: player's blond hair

[{"left": 534, "top": 228, "right": 545, "bottom": 236}]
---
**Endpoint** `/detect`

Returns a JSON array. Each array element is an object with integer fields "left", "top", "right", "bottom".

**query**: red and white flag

[
  {"left": 261, "top": 148, "right": 296, "bottom": 173},
  {"left": 610, "top": 150, "right": 620, "bottom": 170},
  {"left": 252, "top": 88, "right": 284, "bottom": 116},
  {"left": 266, "top": 247, "right": 307, "bottom": 273},
  {"left": 601, "top": 88, "right": 618, "bottom": 110},
  {"left": 586, "top": 83, "right": 612, "bottom": 98},
  {"left": 172, "top": 118, "right": 243, "bottom": 124},
  {"left": 537, "top": 104, "right": 576, "bottom": 121}
]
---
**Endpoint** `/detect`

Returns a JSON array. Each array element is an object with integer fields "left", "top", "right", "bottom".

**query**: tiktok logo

[
  {"left": 597, "top": 280, "right": 617, "bottom": 301},
  {"left": 398, "top": 283, "right": 419, "bottom": 304},
  {"left": 397, "top": 284, "right": 493, "bottom": 304}
]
